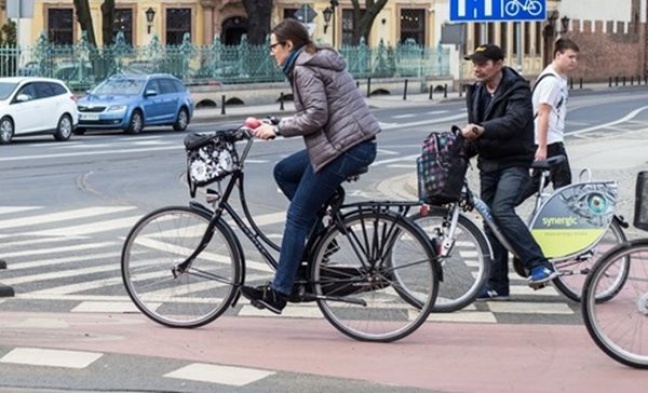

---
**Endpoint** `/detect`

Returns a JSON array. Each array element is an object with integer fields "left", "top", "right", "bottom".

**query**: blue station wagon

[{"left": 75, "top": 74, "right": 193, "bottom": 135}]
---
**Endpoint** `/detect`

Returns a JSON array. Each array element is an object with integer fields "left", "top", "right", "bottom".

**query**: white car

[{"left": 0, "top": 77, "right": 79, "bottom": 144}]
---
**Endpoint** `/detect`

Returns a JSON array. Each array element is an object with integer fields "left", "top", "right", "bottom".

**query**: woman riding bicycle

[{"left": 240, "top": 19, "right": 380, "bottom": 314}]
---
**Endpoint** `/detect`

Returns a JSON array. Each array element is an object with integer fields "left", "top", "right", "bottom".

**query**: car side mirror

[
  {"left": 15, "top": 94, "right": 30, "bottom": 103},
  {"left": 144, "top": 89, "right": 158, "bottom": 97}
]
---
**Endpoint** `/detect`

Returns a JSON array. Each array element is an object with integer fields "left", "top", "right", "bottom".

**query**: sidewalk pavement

[
  {"left": 189, "top": 81, "right": 622, "bottom": 123},
  {"left": 191, "top": 91, "right": 453, "bottom": 123}
]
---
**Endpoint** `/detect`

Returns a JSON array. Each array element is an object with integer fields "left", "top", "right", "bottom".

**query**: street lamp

[
  {"left": 322, "top": 7, "right": 333, "bottom": 33},
  {"left": 146, "top": 7, "right": 156, "bottom": 35},
  {"left": 327, "top": 0, "right": 338, "bottom": 46},
  {"left": 560, "top": 15, "right": 570, "bottom": 35}
]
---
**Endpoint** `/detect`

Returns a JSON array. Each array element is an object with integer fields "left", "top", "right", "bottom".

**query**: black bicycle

[{"left": 121, "top": 125, "right": 440, "bottom": 342}]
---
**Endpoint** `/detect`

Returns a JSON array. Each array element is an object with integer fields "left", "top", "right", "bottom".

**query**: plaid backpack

[{"left": 417, "top": 128, "right": 467, "bottom": 205}]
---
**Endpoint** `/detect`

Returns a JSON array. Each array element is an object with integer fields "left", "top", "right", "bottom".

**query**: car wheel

[
  {"left": 73, "top": 127, "right": 87, "bottom": 136},
  {"left": 0, "top": 117, "right": 14, "bottom": 145},
  {"left": 126, "top": 110, "right": 143, "bottom": 134},
  {"left": 173, "top": 108, "right": 189, "bottom": 132},
  {"left": 53, "top": 114, "right": 73, "bottom": 141}
]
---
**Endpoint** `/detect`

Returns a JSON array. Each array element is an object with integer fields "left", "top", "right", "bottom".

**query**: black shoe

[{"left": 240, "top": 283, "right": 287, "bottom": 314}]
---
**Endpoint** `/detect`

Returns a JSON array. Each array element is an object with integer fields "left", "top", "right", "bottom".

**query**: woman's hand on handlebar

[
  {"left": 251, "top": 122, "right": 278, "bottom": 140},
  {"left": 243, "top": 116, "right": 280, "bottom": 140}
]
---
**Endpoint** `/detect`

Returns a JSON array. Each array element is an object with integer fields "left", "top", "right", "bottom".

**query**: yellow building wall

[
  {"left": 32, "top": 0, "right": 205, "bottom": 46},
  {"left": 27, "top": 1, "right": 440, "bottom": 48},
  {"left": 275, "top": 1, "right": 435, "bottom": 48}
]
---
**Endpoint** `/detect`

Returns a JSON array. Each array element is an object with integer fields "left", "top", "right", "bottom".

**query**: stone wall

[{"left": 565, "top": 19, "right": 646, "bottom": 82}]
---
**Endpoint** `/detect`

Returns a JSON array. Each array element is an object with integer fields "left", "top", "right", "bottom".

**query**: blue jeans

[
  {"left": 271, "top": 139, "right": 377, "bottom": 295},
  {"left": 480, "top": 166, "right": 549, "bottom": 293}
]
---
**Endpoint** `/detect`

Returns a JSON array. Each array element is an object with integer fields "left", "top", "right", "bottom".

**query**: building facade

[{"left": 4, "top": 0, "right": 647, "bottom": 83}]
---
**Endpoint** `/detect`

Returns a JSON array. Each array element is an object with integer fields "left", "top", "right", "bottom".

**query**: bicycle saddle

[{"left": 531, "top": 155, "right": 566, "bottom": 170}]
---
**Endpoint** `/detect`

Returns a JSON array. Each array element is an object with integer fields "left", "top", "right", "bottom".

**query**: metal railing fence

[{"left": 0, "top": 32, "right": 451, "bottom": 91}]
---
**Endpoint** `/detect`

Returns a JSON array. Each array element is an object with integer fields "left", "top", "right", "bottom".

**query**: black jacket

[{"left": 465, "top": 66, "right": 535, "bottom": 172}]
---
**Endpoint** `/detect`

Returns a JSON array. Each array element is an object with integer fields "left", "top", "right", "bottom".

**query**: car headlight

[{"left": 107, "top": 105, "right": 127, "bottom": 112}]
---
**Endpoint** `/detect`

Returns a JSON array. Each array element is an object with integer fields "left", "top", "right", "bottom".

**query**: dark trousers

[
  {"left": 481, "top": 166, "right": 550, "bottom": 294},
  {"left": 271, "top": 140, "right": 377, "bottom": 295},
  {"left": 519, "top": 142, "right": 572, "bottom": 204}
]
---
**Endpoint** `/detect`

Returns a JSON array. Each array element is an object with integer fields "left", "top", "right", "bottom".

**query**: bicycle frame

[
  {"left": 176, "top": 136, "right": 286, "bottom": 276},
  {"left": 176, "top": 134, "right": 425, "bottom": 285},
  {"left": 439, "top": 171, "right": 621, "bottom": 267}
]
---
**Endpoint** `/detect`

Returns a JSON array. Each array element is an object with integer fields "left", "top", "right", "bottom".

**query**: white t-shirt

[{"left": 532, "top": 65, "right": 569, "bottom": 145}]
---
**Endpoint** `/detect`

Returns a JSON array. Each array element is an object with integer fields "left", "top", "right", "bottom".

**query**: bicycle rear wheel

[
  {"left": 311, "top": 209, "right": 438, "bottom": 342},
  {"left": 553, "top": 218, "right": 628, "bottom": 302},
  {"left": 582, "top": 239, "right": 648, "bottom": 368},
  {"left": 121, "top": 206, "right": 241, "bottom": 328},
  {"left": 410, "top": 207, "right": 490, "bottom": 312}
]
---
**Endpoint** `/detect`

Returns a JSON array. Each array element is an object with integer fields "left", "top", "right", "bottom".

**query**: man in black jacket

[{"left": 461, "top": 44, "right": 556, "bottom": 300}]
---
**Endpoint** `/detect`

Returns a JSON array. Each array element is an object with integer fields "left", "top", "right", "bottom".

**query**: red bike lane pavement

[{"left": 0, "top": 311, "right": 645, "bottom": 392}]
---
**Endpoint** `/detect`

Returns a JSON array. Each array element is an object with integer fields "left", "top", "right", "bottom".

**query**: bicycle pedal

[{"left": 528, "top": 282, "right": 547, "bottom": 290}]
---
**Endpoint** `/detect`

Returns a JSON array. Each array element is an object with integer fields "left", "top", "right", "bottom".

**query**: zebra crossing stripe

[
  {"left": 2, "top": 260, "right": 122, "bottom": 285},
  {"left": 0, "top": 206, "right": 136, "bottom": 230},
  {"left": 130, "top": 236, "right": 272, "bottom": 272},
  {"left": 8, "top": 251, "right": 120, "bottom": 271},
  {"left": 26, "top": 216, "right": 140, "bottom": 237},
  {"left": 0, "top": 348, "right": 103, "bottom": 369},
  {"left": 164, "top": 363, "right": 275, "bottom": 387},
  {"left": 0, "top": 236, "right": 84, "bottom": 250},
  {"left": 0, "top": 242, "right": 116, "bottom": 259},
  {"left": 0, "top": 206, "right": 41, "bottom": 215}
]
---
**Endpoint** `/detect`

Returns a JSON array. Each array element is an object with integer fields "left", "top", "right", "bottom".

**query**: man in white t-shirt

[{"left": 520, "top": 38, "right": 579, "bottom": 202}]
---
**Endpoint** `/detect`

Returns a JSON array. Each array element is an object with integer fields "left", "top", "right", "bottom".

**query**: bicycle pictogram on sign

[
  {"left": 503, "top": 0, "right": 543, "bottom": 17},
  {"left": 449, "top": 0, "right": 546, "bottom": 22}
]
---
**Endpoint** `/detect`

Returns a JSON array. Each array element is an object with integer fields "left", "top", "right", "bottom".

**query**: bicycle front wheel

[
  {"left": 553, "top": 218, "right": 628, "bottom": 302},
  {"left": 582, "top": 239, "right": 648, "bottom": 368},
  {"left": 312, "top": 209, "right": 439, "bottom": 342},
  {"left": 121, "top": 206, "right": 242, "bottom": 328},
  {"left": 410, "top": 207, "right": 491, "bottom": 312}
]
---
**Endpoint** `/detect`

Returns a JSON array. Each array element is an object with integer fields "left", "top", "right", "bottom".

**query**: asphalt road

[{"left": 1, "top": 86, "right": 647, "bottom": 392}]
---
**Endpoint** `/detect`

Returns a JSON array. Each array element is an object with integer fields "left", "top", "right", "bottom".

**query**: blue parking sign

[{"left": 450, "top": 0, "right": 546, "bottom": 22}]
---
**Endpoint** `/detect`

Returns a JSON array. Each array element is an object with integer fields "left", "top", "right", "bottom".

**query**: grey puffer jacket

[{"left": 278, "top": 48, "right": 381, "bottom": 172}]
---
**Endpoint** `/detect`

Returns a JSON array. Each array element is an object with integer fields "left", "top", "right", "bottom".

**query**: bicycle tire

[
  {"left": 528, "top": 1, "right": 543, "bottom": 16},
  {"left": 121, "top": 206, "right": 242, "bottom": 328},
  {"left": 553, "top": 218, "right": 628, "bottom": 302},
  {"left": 582, "top": 239, "right": 648, "bottom": 369},
  {"left": 311, "top": 209, "right": 439, "bottom": 342},
  {"left": 504, "top": 1, "right": 520, "bottom": 16},
  {"left": 410, "top": 207, "right": 491, "bottom": 312}
]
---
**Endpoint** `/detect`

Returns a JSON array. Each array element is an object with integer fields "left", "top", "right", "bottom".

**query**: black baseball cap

[{"left": 464, "top": 44, "right": 505, "bottom": 63}]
